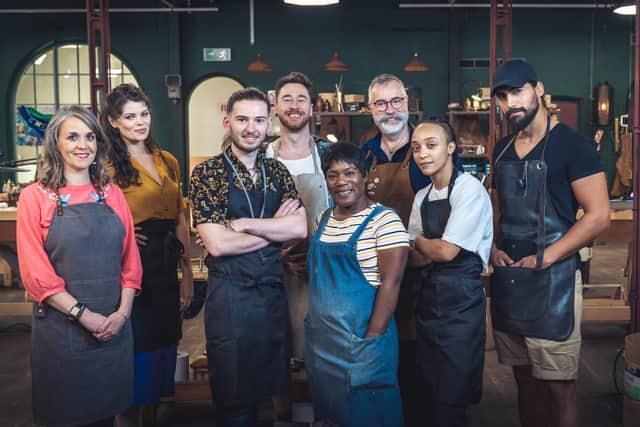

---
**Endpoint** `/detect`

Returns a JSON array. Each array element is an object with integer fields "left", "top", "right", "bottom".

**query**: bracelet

[{"left": 114, "top": 311, "right": 128, "bottom": 321}]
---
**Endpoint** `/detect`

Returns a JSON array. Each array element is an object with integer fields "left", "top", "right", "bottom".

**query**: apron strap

[
  {"left": 346, "top": 205, "right": 386, "bottom": 245},
  {"left": 315, "top": 208, "right": 334, "bottom": 237},
  {"left": 535, "top": 116, "right": 551, "bottom": 269},
  {"left": 368, "top": 150, "right": 379, "bottom": 170},
  {"left": 401, "top": 144, "right": 412, "bottom": 168}
]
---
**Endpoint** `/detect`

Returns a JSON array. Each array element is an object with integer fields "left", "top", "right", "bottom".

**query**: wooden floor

[{"left": 0, "top": 241, "right": 634, "bottom": 426}]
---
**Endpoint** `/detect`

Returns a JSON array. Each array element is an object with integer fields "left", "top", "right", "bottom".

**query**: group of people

[{"left": 16, "top": 58, "right": 610, "bottom": 427}]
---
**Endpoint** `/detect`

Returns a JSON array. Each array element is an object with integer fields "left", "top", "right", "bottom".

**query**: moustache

[
  {"left": 241, "top": 132, "right": 260, "bottom": 139},
  {"left": 380, "top": 113, "right": 403, "bottom": 123},
  {"left": 507, "top": 108, "right": 526, "bottom": 118},
  {"left": 285, "top": 109, "right": 306, "bottom": 116}
]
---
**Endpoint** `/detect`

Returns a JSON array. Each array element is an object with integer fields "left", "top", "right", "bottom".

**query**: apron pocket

[
  {"left": 349, "top": 330, "right": 398, "bottom": 390},
  {"left": 69, "top": 299, "right": 122, "bottom": 353},
  {"left": 492, "top": 266, "right": 550, "bottom": 321}
]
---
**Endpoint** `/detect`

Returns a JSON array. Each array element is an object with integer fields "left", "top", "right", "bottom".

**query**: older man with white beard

[{"left": 360, "top": 73, "right": 431, "bottom": 427}]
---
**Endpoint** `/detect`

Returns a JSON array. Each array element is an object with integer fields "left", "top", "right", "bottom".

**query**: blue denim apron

[{"left": 305, "top": 205, "right": 403, "bottom": 427}]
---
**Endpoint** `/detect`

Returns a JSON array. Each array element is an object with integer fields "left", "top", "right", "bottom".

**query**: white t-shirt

[
  {"left": 407, "top": 172, "right": 493, "bottom": 270},
  {"left": 265, "top": 143, "right": 321, "bottom": 176}
]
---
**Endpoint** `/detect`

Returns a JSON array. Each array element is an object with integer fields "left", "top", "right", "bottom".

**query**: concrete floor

[{"left": 0, "top": 241, "right": 634, "bottom": 426}]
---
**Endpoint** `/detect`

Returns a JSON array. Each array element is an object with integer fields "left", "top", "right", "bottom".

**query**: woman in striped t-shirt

[{"left": 304, "top": 142, "right": 408, "bottom": 427}]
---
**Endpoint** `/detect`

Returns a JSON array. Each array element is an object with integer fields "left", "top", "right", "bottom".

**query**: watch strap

[{"left": 67, "top": 303, "right": 86, "bottom": 322}]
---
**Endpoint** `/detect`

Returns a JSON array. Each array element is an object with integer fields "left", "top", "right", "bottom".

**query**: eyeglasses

[{"left": 370, "top": 96, "right": 406, "bottom": 112}]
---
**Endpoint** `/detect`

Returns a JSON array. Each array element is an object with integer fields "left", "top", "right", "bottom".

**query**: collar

[
  {"left": 368, "top": 124, "right": 415, "bottom": 160},
  {"left": 224, "top": 144, "right": 266, "bottom": 172}
]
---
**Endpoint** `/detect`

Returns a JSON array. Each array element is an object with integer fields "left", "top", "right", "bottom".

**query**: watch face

[{"left": 70, "top": 306, "right": 80, "bottom": 317}]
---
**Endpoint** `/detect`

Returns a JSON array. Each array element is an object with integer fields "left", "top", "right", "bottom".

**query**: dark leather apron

[
  {"left": 416, "top": 169, "right": 485, "bottom": 405},
  {"left": 204, "top": 155, "right": 289, "bottom": 406},
  {"left": 305, "top": 205, "right": 403, "bottom": 427},
  {"left": 131, "top": 219, "right": 182, "bottom": 354},
  {"left": 365, "top": 147, "right": 418, "bottom": 341},
  {"left": 366, "top": 147, "right": 414, "bottom": 227},
  {"left": 492, "top": 117, "right": 577, "bottom": 341},
  {"left": 32, "top": 201, "right": 133, "bottom": 427}
]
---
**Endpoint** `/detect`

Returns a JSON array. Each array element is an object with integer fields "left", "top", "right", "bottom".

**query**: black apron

[
  {"left": 492, "top": 117, "right": 577, "bottom": 341},
  {"left": 416, "top": 169, "right": 485, "bottom": 405},
  {"left": 131, "top": 219, "right": 182, "bottom": 354},
  {"left": 32, "top": 201, "right": 133, "bottom": 427},
  {"left": 204, "top": 155, "right": 289, "bottom": 406}
]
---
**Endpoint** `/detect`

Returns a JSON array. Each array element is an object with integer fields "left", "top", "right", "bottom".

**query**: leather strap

[{"left": 535, "top": 116, "right": 551, "bottom": 269}]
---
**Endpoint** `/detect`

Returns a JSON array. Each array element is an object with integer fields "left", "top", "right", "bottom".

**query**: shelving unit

[
  {"left": 313, "top": 111, "right": 423, "bottom": 143},
  {"left": 448, "top": 110, "right": 491, "bottom": 181}
]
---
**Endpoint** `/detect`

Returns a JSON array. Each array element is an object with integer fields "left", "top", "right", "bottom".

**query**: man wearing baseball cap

[{"left": 489, "top": 59, "right": 610, "bottom": 427}]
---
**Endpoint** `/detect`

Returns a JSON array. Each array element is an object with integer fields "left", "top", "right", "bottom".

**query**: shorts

[{"left": 493, "top": 270, "right": 583, "bottom": 381}]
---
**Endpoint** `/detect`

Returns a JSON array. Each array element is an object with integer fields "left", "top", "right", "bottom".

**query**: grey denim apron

[
  {"left": 31, "top": 200, "right": 133, "bottom": 427},
  {"left": 273, "top": 138, "right": 329, "bottom": 359}
]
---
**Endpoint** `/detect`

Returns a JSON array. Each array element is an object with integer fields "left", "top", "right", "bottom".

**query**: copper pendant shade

[
  {"left": 324, "top": 50, "right": 348, "bottom": 72},
  {"left": 248, "top": 53, "right": 272, "bottom": 72},
  {"left": 403, "top": 50, "right": 429, "bottom": 72}
]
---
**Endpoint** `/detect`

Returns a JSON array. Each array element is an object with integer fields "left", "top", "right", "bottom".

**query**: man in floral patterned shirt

[{"left": 190, "top": 87, "right": 306, "bottom": 427}]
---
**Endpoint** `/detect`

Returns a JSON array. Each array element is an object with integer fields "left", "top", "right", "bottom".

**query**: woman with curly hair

[
  {"left": 17, "top": 105, "right": 142, "bottom": 427},
  {"left": 100, "top": 84, "right": 193, "bottom": 426}
]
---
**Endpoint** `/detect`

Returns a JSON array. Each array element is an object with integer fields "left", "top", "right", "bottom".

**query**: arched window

[
  {"left": 14, "top": 44, "right": 139, "bottom": 180},
  {"left": 15, "top": 44, "right": 138, "bottom": 111}
]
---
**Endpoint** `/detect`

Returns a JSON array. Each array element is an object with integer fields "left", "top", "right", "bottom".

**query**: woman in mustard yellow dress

[{"left": 100, "top": 84, "right": 193, "bottom": 426}]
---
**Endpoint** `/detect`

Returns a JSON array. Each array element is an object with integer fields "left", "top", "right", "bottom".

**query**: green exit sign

[{"left": 203, "top": 48, "right": 231, "bottom": 62}]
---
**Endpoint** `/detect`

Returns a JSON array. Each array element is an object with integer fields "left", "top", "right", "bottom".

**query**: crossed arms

[{"left": 197, "top": 198, "right": 307, "bottom": 257}]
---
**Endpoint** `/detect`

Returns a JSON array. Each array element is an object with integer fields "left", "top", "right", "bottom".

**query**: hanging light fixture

[
  {"left": 247, "top": 53, "right": 272, "bottom": 72},
  {"left": 593, "top": 82, "right": 614, "bottom": 127},
  {"left": 614, "top": 3, "right": 635, "bottom": 15},
  {"left": 284, "top": 0, "right": 339, "bottom": 5},
  {"left": 324, "top": 50, "right": 348, "bottom": 72},
  {"left": 403, "top": 50, "right": 429, "bottom": 72}
]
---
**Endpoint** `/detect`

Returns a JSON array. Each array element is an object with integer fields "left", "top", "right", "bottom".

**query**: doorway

[{"left": 187, "top": 75, "right": 244, "bottom": 174}]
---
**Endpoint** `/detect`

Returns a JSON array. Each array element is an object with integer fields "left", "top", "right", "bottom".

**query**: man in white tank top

[{"left": 265, "top": 72, "right": 332, "bottom": 424}]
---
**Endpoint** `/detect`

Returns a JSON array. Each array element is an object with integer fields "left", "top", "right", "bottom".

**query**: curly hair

[
  {"left": 100, "top": 83, "right": 177, "bottom": 188},
  {"left": 321, "top": 142, "right": 367, "bottom": 177},
  {"left": 37, "top": 105, "right": 110, "bottom": 192}
]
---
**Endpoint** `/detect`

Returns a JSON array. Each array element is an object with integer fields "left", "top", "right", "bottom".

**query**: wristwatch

[{"left": 67, "top": 303, "right": 86, "bottom": 322}]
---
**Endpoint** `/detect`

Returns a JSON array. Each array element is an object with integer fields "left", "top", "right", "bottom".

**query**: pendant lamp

[
  {"left": 247, "top": 53, "right": 272, "bottom": 73},
  {"left": 284, "top": 0, "right": 339, "bottom": 5},
  {"left": 593, "top": 82, "right": 614, "bottom": 127},
  {"left": 613, "top": 3, "right": 635, "bottom": 15},
  {"left": 403, "top": 50, "right": 429, "bottom": 72},
  {"left": 324, "top": 50, "right": 348, "bottom": 72}
]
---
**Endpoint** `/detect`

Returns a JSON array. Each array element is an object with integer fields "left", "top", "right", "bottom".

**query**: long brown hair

[
  {"left": 100, "top": 84, "right": 177, "bottom": 187},
  {"left": 37, "top": 105, "right": 110, "bottom": 192}
]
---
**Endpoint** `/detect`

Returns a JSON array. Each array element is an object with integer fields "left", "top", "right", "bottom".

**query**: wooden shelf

[
  {"left": 459, "top": 153, "right": 487, "bottom": 159},
  {"left": 313, "top": 111, "right": 422, "bottom": 117},
  {"left": 448, "top": 110, "right": 490, "bottom": 115}
]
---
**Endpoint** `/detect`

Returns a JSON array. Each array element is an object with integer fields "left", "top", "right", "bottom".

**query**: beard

[
  {"left": 279, "top": 109, "right": 311, "bottom": 131},
  {"left": 373, "top": 111, "right": 409, "bottom": 135},
  {"left": 507, "top": 97, "right": 539, "bottom": 131}
]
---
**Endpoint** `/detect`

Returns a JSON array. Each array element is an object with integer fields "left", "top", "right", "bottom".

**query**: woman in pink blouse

[{"left": 16, "top": 105, "right": 142, "bottom": 427}]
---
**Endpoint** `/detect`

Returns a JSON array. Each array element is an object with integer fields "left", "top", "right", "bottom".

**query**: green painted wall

[{"left": 0, "top": 1, "right": 634, "bottom": 187}]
